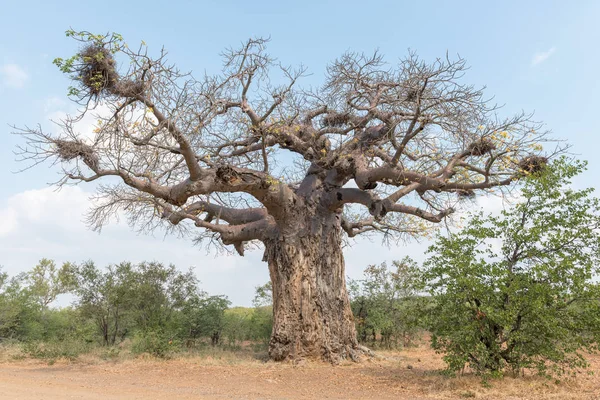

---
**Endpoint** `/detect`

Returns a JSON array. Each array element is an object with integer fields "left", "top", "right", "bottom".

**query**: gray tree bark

[{"left": 264, "top": 211, "right": 359, "bottom": 363}]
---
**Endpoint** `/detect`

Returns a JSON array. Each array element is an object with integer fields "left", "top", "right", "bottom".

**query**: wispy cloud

[
  {"left": 0, "top": 186, "right": 268, "bottom": 306},
  {"left": 531, "top": 47, "right": 556, "bottom": 66},
  {"left": 0, "top": 63, "right": 29, "bottom": 88}
]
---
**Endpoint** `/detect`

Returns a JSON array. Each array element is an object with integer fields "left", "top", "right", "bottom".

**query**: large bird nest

[
  {"left": 114, "top": 79, "right": 144, "bottom": 97},
  {"left": 467, "top": 138, "right": 496, "bottom": 156},
  {"left": 519, "top": 155, "right": 548, "bottom": 175},
  {"left": 55, "top": 139, "right": 99, "bottom": 170},
  {"left": 405, "top": 89, "right": 418, "bottom": 102},
  {"left": 78, "top": 45, "right": 120, "bottom": 96},
  {"left": 75, "top": 44, "right": 143, "bottom": 98},
  {"left": 454, "top": 189, "right": 476, "bottom": 199}
]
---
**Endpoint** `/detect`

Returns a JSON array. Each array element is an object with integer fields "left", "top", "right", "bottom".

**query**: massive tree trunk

[{"left": 264, "top": 211, "right": 360, "bottom": 363}]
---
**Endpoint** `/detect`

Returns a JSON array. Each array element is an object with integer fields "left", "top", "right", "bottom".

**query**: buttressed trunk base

[{"left": 264, "top": 218, "right": 360, "bottom": 363}]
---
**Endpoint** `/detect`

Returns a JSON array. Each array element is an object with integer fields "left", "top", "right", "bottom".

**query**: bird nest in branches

[
  {"left": 454, "top": 189, "right": 476, "bottom": 199},
  {"left": 519, "top": 155, "right": 548, "bottom": 175},
  {"left": 55, "top": 139, "right": 99, "bottom": 170},
  {"left": 405, "top": 89, "right": 418, "bottom": 102},
  {"left": 114, "top": 79, "right": 144, "bottom": 97},
  {"left": 78, "top": 45, "right": 120, "bottom": 96},
  {"left": 467, "top": 139, "right": 496, "bottom": 156}
]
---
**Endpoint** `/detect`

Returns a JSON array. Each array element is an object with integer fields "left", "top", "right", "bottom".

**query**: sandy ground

[{"left": 1, "top": 345, "right": 599, "bottom": 399}]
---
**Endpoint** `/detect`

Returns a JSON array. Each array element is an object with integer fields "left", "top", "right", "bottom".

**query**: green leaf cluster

[{"left": 423, "top": 158, "right": 600, "bottom": 377}]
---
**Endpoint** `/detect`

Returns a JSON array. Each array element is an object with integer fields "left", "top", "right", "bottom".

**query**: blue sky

[{"left": 1, "top": 0, "right": 599, "bottom": 305}]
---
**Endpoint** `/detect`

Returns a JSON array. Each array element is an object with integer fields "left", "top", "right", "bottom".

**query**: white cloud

[
  {"left": 0, "top": 186, "right": 268, "bottom": 306},
  {"left": 0, "top": 63, "right": 29, "bottom": 88},
  {"left": 43, "top": 96, "right": 68, "bottom": 113},
  {"left": 43, "top": 99, "right": 125, "bottom": 145},
  {"left": 0, "top": 208, "right": 18, "bottom": 236},
  {"left": 531, "top": 47, "right": 556, "bottom": 66}
]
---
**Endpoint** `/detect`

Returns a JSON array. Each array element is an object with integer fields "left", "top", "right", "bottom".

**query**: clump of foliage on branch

[
  {"left": 16, "top": 28, "right": 558, "bottom": 362},
  {"left": 349, "top": 258, "right": 427, "bottom": 348},
  {"left": 423, "top": 158, "right": 600, "bottom": 377}
]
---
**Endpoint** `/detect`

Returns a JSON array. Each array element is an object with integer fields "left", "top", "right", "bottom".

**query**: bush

[
  {"left": 131, "top": 330, "right": 180, "bottom": 358},
  {"left": 423, "top": 159, "right": 600, "bottom": 377},
  {"left": 349, "top": 259, "right": 426, "bottom": 348},
  {"left": 22, "top": 338, "right": 92, "bottom": 361}
]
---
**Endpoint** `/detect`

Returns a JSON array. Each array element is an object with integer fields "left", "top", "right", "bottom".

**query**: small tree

[
  {"left": 349, "top": 258, "right": 424, "bottom": 347},
  {"left": 252, "top": 282, "right": 273, "bottom": 308},
  {"left": 251, "top": 282, "right": 274, "bottom": 344},
  {"left": 0, "top": 269, "right": 29, "bottom": 339},
  {"left": 423, "top": 158, "right": 600, "bottom": 377},
  {"left": 24, "top": 259, "right": 74, "bottom": 309},
  {"left": 70, "top": 261, "right": 135, "bottom": 345},
  {"left": 71, "top": 261, "right": 200, "bottom": 345},
  {"left": 0, "top": 266, "right": 69, "bottom": 341},
  {"left": 182, "top": 295, "right": 230, "bottom": 345},
  {"left": 126, "top": 262, "right": 199, "bottom": 332}
]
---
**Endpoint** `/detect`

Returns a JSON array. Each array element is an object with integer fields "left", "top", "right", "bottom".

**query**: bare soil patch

[{"left": 1, "top": 345, "right": 599, "bottom": 399}]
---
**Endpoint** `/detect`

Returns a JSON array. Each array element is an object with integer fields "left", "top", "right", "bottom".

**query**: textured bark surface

[{"left": 264, "top": 212, "right": 359, "bottom": 363}]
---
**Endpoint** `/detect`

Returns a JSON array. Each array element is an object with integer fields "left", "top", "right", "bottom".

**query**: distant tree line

[{"left": 0, "top": 260, "right": 273, "bottom": 358}]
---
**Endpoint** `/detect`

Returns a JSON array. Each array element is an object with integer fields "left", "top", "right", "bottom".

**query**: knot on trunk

[
  {"left": 220, "top": 236, "right": 245, "bottom": 256},
  {"left": 215, "top": 165, "right": 242, "bottom": 185},
  {"left": 361, "top": 181, "right": 378, "bottom": 190},
  {"left": 321, "top": 112, "right": 362, "bottom": 127},
  {"left": 369, "top": 200, "right": 388, "bottom": 219}
]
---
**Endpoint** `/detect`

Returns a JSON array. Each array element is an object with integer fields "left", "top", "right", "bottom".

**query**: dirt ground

[{"left": 1, "top": 345, "right": 600, "bottom": 400}]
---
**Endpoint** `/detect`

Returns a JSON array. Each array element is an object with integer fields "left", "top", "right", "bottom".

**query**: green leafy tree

[
  {"left": 125, "top": 262, "right": 199, "bottom": 332},
  {"left": 348, "top": 258, "right": 425, "bottom": 348},
  {"left": 250, "top": 282, "right": 274, "bottom": 344},
  {"left": 252, "top": 282, "right": 273, "bottom": 308},
  {"left": 423, "top": 158, "right": 600, "bottom": 377},
  {"left": 71, "top": 261, "right": 201, "bottom": 345},
  {"left": 181, "top": 295, "right": 230, "bottom": 345},
  {"left": 70, "top": 261, "right": 135, "bottom": 345},
  {"left": 223, "top": 307, "right": 253, "bottom": 346},
  {"left": 0, "top": 269, "right": 28, "bottom": 339},
  {"left": 0, "top": 268, "right": 53, "bottom": 341},
  {"left": 24, "top": 259, "right": 75, "bottom": 309}
]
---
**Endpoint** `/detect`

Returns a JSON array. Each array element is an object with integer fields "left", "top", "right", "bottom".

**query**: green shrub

[
  {"left": 131, "top": 330, "right": 180, "bottom": 358},
  {"left": 423, "top": 159, "right": 600, "bottom": 377},
  {"left": 349, "top": 259, "right": 426, "bottom": 348},
  {"left": 21, "top": 338, "right": 91, "bottom": 361}
]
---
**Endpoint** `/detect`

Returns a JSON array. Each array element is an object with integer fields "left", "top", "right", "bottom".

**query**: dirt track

[
  {"left": 0, "top": 359, "right": 425, "bottom": 400},
  {"left": 1, "top": 347, "right": 599, "bottom": 399}
]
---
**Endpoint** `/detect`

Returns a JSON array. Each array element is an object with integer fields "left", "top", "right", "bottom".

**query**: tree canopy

[{"left": 15, "top": 30, "right": 556, "bottom": 254}]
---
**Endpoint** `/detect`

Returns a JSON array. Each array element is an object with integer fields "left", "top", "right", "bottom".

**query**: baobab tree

[{"left": 16, "top": 31, "right": 554, "bottom": 363}]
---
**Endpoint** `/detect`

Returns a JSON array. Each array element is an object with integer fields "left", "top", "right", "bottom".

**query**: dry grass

[{"left": 1, "top": 341, "right": 599, "bottom": 399}]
